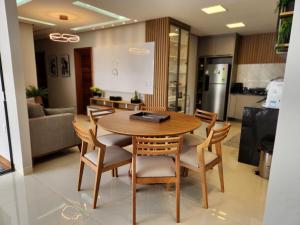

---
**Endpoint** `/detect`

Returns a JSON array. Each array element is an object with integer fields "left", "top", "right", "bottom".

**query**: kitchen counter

[{"left": 238, "top": 107, "right": 279, "bottom": 166}]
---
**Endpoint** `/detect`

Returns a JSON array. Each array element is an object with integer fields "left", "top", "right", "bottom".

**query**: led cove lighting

[
  {"left": 169, "top": 32, "right": 179, "bottom": 37},
  {"left": 226, "top": 22, "right": 246, "bottom": 29},
  {"left": 73, "top": 1, "right": 127, "bottom": 20},
  {"left": 202, "top": 5, "right": 226, "bottom": 14},
  {"left": 71, "top": 18, "right": 130, "bottom": 31},
  {"left": 16, "top": 0, "right": 31, "bottom": 7},
  {"left": 18, "top": 16, "right": 56, "bottom": 26}
]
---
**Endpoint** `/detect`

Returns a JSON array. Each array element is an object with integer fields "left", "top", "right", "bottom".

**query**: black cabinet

[{"left": 238, "top": 107, "right": 279, "bottom": 166}]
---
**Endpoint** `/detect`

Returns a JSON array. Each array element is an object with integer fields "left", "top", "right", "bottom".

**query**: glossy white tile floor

[{"left": 0, "top": 120, "right": 268, "bottom": 225}]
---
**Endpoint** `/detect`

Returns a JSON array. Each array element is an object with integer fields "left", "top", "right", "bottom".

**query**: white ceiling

[{"left": 18, "top": 0, "right": 279, "bottom": 38}]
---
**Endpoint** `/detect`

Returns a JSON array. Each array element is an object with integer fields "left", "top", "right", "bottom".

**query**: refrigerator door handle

[{"left": 204, "top": 75, "right": 209, "bottom": 91}]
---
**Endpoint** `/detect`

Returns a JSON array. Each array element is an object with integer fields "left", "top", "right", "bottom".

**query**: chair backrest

[
  {"left": 73, "top": 120, "right": 105, "bottom": 149},
  {"left": 89, "top": 107, "right": 115, "bottom": 133},
  {"left": 194, "top": 109, "right": 217, "bottom": 134},
  {"left": 210, "top": 123, "right": 231, "bottom": 145},
  {"left": 133, "top": 136, "right": 182, "bottom": 156},
  {"left": 140, "top": 105, "right": 167, "bottom": 111}
]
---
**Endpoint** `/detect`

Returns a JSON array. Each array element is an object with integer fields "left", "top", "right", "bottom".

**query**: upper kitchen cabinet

[{"left": 198, "top": 34, "right": 238, "bottom": 56}]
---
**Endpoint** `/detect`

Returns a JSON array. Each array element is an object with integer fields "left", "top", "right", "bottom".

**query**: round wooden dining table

[{"left": 98, "top": 111, "right": 201, "bottom": 136}]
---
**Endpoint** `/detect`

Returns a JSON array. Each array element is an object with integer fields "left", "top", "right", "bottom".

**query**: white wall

[
  {"left": 19, "top": 23, "right": 37, "bottom": 87},
  {"left": 236, "top": 63, "right": 286, "bottom": 88},
  {"left": 35, "top": 23, "right": 145, "bottom": 108},
  {"left": 264, "top": 1, "right": 300, "bottom": 224},
  {"left": 0, "top": 0, "right": 33, "bottom": 174},
  {"left": 186, "top": 34, "right": 198, "bottom": 115}
]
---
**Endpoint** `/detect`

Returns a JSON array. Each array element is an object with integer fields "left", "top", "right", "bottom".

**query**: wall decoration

[
  {"left": 58, "top": 55, "right": 70, "bottom": 77},
  {"left": 48, "top": 55, "right": 58, "bottom": 76}
]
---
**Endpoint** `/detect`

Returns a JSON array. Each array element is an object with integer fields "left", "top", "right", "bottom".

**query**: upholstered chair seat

[
  {"left": 136, "top": 156, "right": 175, "bottom": 177},
  {"left": 98, "top": 134, "right": 132, "bottom": 147},
  {"left": 84, "top": 145, "right": 132, "bottom": 167},
  {"left": 183, "top": 133, "right": 205, "bottom": 148},
  {"left": 180, "top": 146, "right": 218, "bottom": 168}
]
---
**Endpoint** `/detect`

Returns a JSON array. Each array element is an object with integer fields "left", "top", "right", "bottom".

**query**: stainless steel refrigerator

[{"left": 202, "top": 64, "right": 230, "bottom": 121}]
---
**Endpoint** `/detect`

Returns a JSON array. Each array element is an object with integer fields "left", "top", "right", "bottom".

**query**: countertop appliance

[{"left": 202, "top": 64, "right": 230, "bottom": 121}]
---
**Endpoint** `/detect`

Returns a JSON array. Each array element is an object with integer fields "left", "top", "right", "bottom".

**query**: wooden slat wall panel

[
  {"left": 238, "top": 33, "right": 284, "bottom": 64},
  {"left": 145, "top": 17, "right": 170, "bottom": 108}
]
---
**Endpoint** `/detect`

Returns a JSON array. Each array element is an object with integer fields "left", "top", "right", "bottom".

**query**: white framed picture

[
  {"left": 48, "top": 55, "right": 58, "bottom": 77},
  {"left": 58, "top": 55, "right": 70, "bottom": 77}
]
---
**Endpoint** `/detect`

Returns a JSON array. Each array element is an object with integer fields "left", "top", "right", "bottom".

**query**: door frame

[
  {"left": 74, "top": 47, "right": 93, "bottom": 114},
  {"left": 0, "top": 57, "right": 14, "bottom": 175}
]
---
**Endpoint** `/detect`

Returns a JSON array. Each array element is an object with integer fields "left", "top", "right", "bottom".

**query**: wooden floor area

[{"left": 0, "top": 155, "right": 11, "bottom": 172}]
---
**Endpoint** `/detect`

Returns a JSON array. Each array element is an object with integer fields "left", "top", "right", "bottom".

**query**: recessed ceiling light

[
  {"left": 16, "top": 0, "right": 31, "bottom": 7},
  {"left": 134, "top": 19, "right": 138, "bottom": 22},
  {"left": 226, "top": 22, "right": 246, "bottom": 29},
  {"left": 111, "top": 24, "right": 114, "bottom": 27},
  {"left": 201, "top": 5, "right": 226, "bottom": 14},
  {"left": 18, "top": 16, "right": 56, "bottom": 26},
  {"left": 73, "top": 1, "right": 127, "bottom": 20},
  {"left": 122, "top": 22, "right": 126, "bottom": 25}
]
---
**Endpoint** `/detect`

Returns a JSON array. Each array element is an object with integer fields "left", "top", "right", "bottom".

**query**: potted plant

[
  {"left": 277, "top": 0, "right": 295, "bottom": 12},
  {"left": 277, "top": 16, "right": 293, "bottom": 44},
  {"left": 90, "top": 86, "right": 103, "bottom": 97},
  {"left": 26, "top": 85, "right": 48, "bottom": 105},
  {"left": 131, "top": 90, "right": 142, "bottom": 104}
]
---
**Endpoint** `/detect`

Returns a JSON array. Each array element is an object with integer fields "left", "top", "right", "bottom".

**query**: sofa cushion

[
  {"left": 27, "top": 102, "right": 45, "bottom": 118},
  {"left": 44, "top": 107, "right": 75, "bottom": 115}
]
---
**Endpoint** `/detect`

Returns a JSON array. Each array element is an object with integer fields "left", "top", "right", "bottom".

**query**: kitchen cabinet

[
  {"left": 198, "top": 34, "right": 237, "bottom": 56},
  {"left": 167, "top": 23, "right": 190, "bottom": 113},
  {"left": 228, "top": 94, "right": 265, "bottom": 120}
]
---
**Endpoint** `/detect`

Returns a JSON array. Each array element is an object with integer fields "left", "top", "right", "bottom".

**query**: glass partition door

[
  {"left": 167, "top": 24, "right": 189, "bottom": 113},
  {"left": 0, "top": 57, "right": 13, "bottom": 174}
]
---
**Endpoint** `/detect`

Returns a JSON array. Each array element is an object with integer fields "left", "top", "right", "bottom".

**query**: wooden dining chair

[
  {"left": 180, "top": 123, "right": 231, "bottom": 209},
  {"left": 73, "top": 121, "right": 132, "bottom": 208},
  {"left": 183, "top": 109, "right": 217, "bottom": 149},
  {"left": 90, "top": 108, "right": 132, "bottom": 148},
  {"left": 132, "top": 136, "right": 183, "bottom": 225},
  {"left": 140, "top": 104, "right": 167, "bottom": 111}
]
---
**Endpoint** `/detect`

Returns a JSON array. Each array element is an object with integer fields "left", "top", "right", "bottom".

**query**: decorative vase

[{"left": 34, "top": 96, "right": 43, "bottom": 105}]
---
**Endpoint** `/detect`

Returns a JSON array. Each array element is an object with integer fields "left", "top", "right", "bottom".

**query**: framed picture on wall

[
  {"left": 48, "top": 55, "right": 58, "bottom": 77},
  {"left": 58, "top": 55, "right": 70, "bottom": 77}
]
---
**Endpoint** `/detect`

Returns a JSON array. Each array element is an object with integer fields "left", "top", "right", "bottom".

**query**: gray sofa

[{"left": 27, "top": 102, "right": 81, "bottom": 158}]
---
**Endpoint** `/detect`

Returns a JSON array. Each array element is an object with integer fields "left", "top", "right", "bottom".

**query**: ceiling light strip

[
  {"left": 72, "top": 1, "right": 127, "bottom": 20},
  {"left": 71, "top": 18, "right": 130, "bottom": 31},
  {"left": 226, "top": 22, "right": 246, "bottom": 29},
  {"left": 201, "top": 5, "right": 226, "bottom": 14},
  {"left": 18, "top": 16, "right": 56, "bottom": 26}
]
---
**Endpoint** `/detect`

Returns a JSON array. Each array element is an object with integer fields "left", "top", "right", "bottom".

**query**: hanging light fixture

[
  {"left": 49, "top": 33, "right": 80, "bottom": 43},
  {"left": 49, "top": 15, "right": 80, "bottom": 43}
]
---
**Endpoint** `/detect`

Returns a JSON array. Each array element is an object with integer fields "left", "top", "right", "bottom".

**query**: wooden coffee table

[{"left": 98, "top": 111, "right": 201, "bottom": 136}]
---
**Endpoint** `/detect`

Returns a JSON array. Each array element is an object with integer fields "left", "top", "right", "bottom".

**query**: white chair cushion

[
  {"left": 98, "top": 134, "right": 132, "bottom": 147},
  {"left": 84, "top": 145, "right": 131, "bottom": 167},
  {"left": 136, "top": 156, "right": 176, "bottom": 178},
  {"left": 180, "top": 146, "right": 218, "bottom": 168},
  {"left": 183, "top": 133, "right": 205, "bottom": 148}
]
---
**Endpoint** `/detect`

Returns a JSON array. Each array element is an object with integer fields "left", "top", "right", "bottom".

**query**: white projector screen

[{"left": 93, "top": 42, "right": 155, "bottom": 94}]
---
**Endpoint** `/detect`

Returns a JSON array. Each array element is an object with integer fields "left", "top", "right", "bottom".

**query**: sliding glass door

[{"left": 0, "top": 57, "right": 13, "bottom": 174}]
